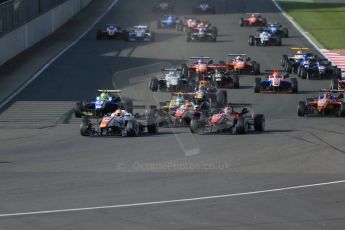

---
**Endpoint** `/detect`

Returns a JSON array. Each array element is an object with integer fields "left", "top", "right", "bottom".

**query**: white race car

[
  {"left": 149, "top": 68, "right": 189, "bottom": 92},
  {"left": 126, "top": 25, "right": 154, "bottom": 42}
]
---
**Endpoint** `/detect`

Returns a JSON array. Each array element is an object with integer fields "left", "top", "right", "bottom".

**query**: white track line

[
  {"left": 271, "top": 0, "right": 324, "bottom": 55},
  {"left": 0, "top": 0, "right": 120, "bottom": 110},
  {"left": 1, "top": 179, "right": 344, "bottom": 218}
]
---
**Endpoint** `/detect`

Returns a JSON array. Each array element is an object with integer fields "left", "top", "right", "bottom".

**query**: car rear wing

[
  {"left": 227, "top": 54, "right": 247, "bottom": 57},
  {"left": 161, "top": 68, "right": 181, "bottom": 72},
  {"left": 290, "top": 48, "right": 309, "bottom": 52},
  {"left": 97, "top": 89, "right": 122, "bottom": 93},
  {"left": 190, "top": 56, "right": 210, "bottom": 60},
  {"left": 319, "top": 89, "right": 344, "bottom": 93}
]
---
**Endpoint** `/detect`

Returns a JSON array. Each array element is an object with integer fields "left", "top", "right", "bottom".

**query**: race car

[
  {"left": 254, "top": 70, "right": 298, "bottom": 93},
  {"left": 152, "top": 1, "right": 175, "bottom": 13},
  {"left": 125, "top": 25, "right": 154, "bottom": 42},
  {"left": 248, "top": 31, "right": 282, "bottom": 46},
  {"left": 149, "top": 68, "right": 190, "bottom": 92},
  {"left": 258, "top": 23, "right": 289, "bottom": 38},
  {"left": 211, "top": 68, "right": 240, "bottom": 89},
  {"left": 281, "top": 48, "right": 315, "bottom": 73},
  {"left": 239, "top": 13, "right": 267, "bottom": 27},
  {"left": 96, "top": 24, "right": 127, "bottom": 40},
  {"left": 157, "top": 15, "right": 180, "bottom": 29},
  {"left": 193, "top": 1, "right": 216, "bottom": 14},
  {"left": 74, "top": 90, "right": 133, "bottom": 118},
  {"left": 297, "top": 57, "right": 341, "bottom": 80},
  {"left": 226, "top": 54, "right": 260, "bottom": 75},
  {"left": 190, "top": 104, "right": 265, "bottom": 134},
  {"left": 176, "top": 17, "right": 200, "bottom": 32},
  {"left": 187, "top": 25, "right": 217, "bottom": 42},
  {"left": 297, "top": 90, "right": 345, "bottom": 117},
  {"left": 182, "top": 57, "right": 229, "bottom": 81},
  {"left": 80, "top": 106, "right": 159, "bottom": 137}
]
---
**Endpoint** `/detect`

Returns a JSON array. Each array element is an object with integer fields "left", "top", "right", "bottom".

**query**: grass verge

[{"left": 277, "top": 0, "right": 345, "bottom": 49}]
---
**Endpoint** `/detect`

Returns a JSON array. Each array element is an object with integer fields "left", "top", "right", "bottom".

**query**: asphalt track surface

[{"left": 1, "top": 0, "right": 345, "bottom": 229}]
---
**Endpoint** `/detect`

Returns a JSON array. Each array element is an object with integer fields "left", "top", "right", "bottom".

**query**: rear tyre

[
  {"left": 339, "top": 102, "right": 345, "bottom": 117},
  {"left": 147, "top": 117, "right": 158, "bottom": 134},
  {"left": 297, "top": 101, "right": 305, "bottom": 117},
  {"left": 254, "top": 114, "right": 265, "bottom": 131},
  {"left": 248, "top": 36, "right": 255, "bottom": 46},
  {"left": 281, "top": 54, "right": 288, "bottom": 67},
  {"left": 239, "top": 18, "right": 244, "bottom": 27},
  {"left": 331, "top": 76, "right": 339, "bottom": 90},
  {"left": 291, "top": 78, "right": 298, "bottom": 93},
  {"left": 254, "top": 78, "right": 261, "bottom": 93},
  {"left": 253, "top": 63, "right": 260, "bottom": 75},
  {"left": 190, "top": 118, "right": 200, "bottom": 134},
  {"left": 75, "top": 102, "right": 83, "bottom": 118},
  {"left": 150, "top": 78, "right": 159, "bottom": 91},
  {"left": 235, "top": 117, "right": 248, "bottom": 134},
  {"left": 80, "top": 118, "right": 91, "bottom": 136},
  {"left": 233, "top": 74, "right": 240, "bottom": 88}
]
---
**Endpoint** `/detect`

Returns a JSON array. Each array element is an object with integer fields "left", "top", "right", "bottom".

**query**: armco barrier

[{"left": 0, "top": 0, "right": 92, "bottom": 65}]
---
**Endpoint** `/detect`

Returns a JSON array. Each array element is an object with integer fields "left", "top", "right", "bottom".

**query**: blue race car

[
  {"left": 258, "top": 23, "right": 288, "bottom": 38},
  {"left": 157, "top": 15, "right": 180, "bottom": 29},
  {"left": 281, "top": 48, "right": 315, "bottom": 74},
  {"left": 254, "top": 70, "right": 298, "bottom": 94},
  {"left": 74, "top": 90, "right": 133, "bottom": 118}
]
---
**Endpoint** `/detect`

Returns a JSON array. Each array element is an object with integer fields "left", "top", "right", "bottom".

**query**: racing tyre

[
  {"left": 235, "top": 117, "right": 248, "bottom": 134},
  {"left": 301, "top": 67, "right": 307, "bottom": 79},
  {"left": 281, "top": 55, "right": 288, "bottom": 67},
  {"left": 147, "top": 117, "right": 158, "bottom": 134},
  {"left": 150, "top": 78, "right": 159, "bottom": 91},
  {"left": 74, "top": 102, "right": 83, "bottom": 118},
  {"left": 254, "top": 114, "right": 265, "bottom": 132},
  {"left": 291, "top": 78, "right": 298, "bottom": 93},
  {"left": 80, "top": 118, "right": 91, "bottom": 136},
  {"left": 339, "top": 102, "right": 345, "bottom": 117},
  {"left": 254, "top": 78, "right": 261, "bottom": 93},
  {"left": 212, "top": 26, "right": 218, "bottom": 36},
  {"left": 190, "top": 118, "right": 200, "bottom": 134},
  {"left": 239, "top": 18, "right": 244, "bottom": 27},
  {"left": 297, "top": 65, "right": 302, "bottom": 78},
  {"left": 297, "top": 101, "right": 305, "bottom": 117},
  {"left": 187, "top": 33, "right": 191, "bottom": 42},
  {"left": 283, "top": 28, "right": 289, "bottom": 38},
  {"left": 125, "top": 120, "right": 139, "bottom": 137},
  {"left": 331, "top": 76, "right": 339, "bottom": 90},
  {"left": 248, "top": 36, "right": 255, "bottom": 46},
  {"left": 253, "top": 63, "right": 260, "bottom": 75},
  {"left": 233, "top": 74, "right": 240, "bottom": 88},
  {"left": 286, "top": 62, "right": 292, "bottom": 74},
  {"left": 336, "top": 68, "right": 342, "bottom": 79}
]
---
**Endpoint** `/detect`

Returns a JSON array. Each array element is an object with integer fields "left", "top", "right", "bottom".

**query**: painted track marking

[
  {"left": 0, "top": 0, "right": 120, "bottom": 110},
  {"left": 0, "top": 179, "right": 344, "bottom": 218}
]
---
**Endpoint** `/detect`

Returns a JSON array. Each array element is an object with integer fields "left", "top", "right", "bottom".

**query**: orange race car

[
  {"left": 297, "top": 90, "right": 345, "bottom": 117},
  {"left": 226, "top": 54, "right": 260, "bottom": 75},
  {"left": 182, "top": 56, "right": 228, "bottom": 80},
  {"left": 239, "top": 13, "right": 267, "bottom": 27}
]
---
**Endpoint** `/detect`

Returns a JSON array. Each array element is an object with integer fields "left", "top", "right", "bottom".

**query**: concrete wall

[{"left": 0, "top": 0, "right": 93, "bottom": 65}]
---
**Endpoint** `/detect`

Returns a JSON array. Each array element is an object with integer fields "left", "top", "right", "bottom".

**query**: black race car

[{"left": 193, "top": 1, "right": 215, "bottom": 14}]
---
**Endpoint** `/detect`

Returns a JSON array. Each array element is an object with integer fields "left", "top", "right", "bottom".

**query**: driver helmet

[
  {"left": 195, "top": 90, "right": 205, "bottom": 99},
  {"left": 185, "top": 100, "right": 192, "bottom": 106},
  {"left": 273, "top": 70, "right": 279, "bottom": 77},
  {"left": 100, "top": 92, "right": 108, "bottom": 100},
  {"left": 235, "top": 56, "right": 242, "bottom": 62},
  {"left": 197, "top": 59, "right": 203, "bottom": 64},
  {"left": 224, "top": 105, "right": 233, "bottom": 114},
  {"left": 114, "top": 109, "right": 123, "bottom": 117},
  {"left": 296, "top": 50, "right": 303, "bottom": 54},
  {"left": 176, "top": 95, "right": 185, "bottom": 104}
]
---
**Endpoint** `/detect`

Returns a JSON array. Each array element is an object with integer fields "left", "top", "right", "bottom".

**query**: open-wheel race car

[
  {"left": 226, "top": 54, "right": 260, "bottom": 75},
  {"left": 157, "top": 15, "right": 180, "bottom": 29},
  {"left": 331, "top": 74, "right": 345, "bottom": 91},
  {"left": 187, "top": 22, "right": 217, "bottom": 42},
  {"left": 254, "top": 70, "right": 298, "bottom": 94},
  {"left": 211, "top": 68, "right": 240, "bottom": 89},
  {"left": 257, "top": 23, "right": 289, "bottom": 38},
  {"left": 152, "top": 1, "right": 175, "bottom": 13},
  {"left": 281, "top": 48, "right": 315, "bottom": 73},
  {"left": 297, "top": 90, "right": 345, "bottom": 117},
  {"left": 193, "top": 1, "right": 216, "bottom": 14},
  {"left": 96, "top": 24, "right": 127, "bottom": 40},
  {"left": 248, "top": 30, "right": 282, "bottom": 46},
  {"left": 190, "top": 104, "right": 265, "bottom": 135},
  {"left": 239, "top": 13, "right": 267, "bottom": 27},
  {"left": 80, "top": 106, "right": 159, "bottom": 137},
  {"left": 297, "top": 57, "right": 341, "bottom": 80},
  {"left": 125, "top": 25, "right": 154, "bottom": 42},
  {"left": 74, "top": 90, "right": 133, "bottom": 118},
  {"left": 149, "top": 68, "right": 191, "bottom": 92}
]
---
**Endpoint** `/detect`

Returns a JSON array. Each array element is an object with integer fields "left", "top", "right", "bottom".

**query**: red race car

[
  {"left": 239, "top": 13, "right": 267, "bottom": 27},
  {"left": 190, "top": 105, "right": 265, "bottom": 134}
]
